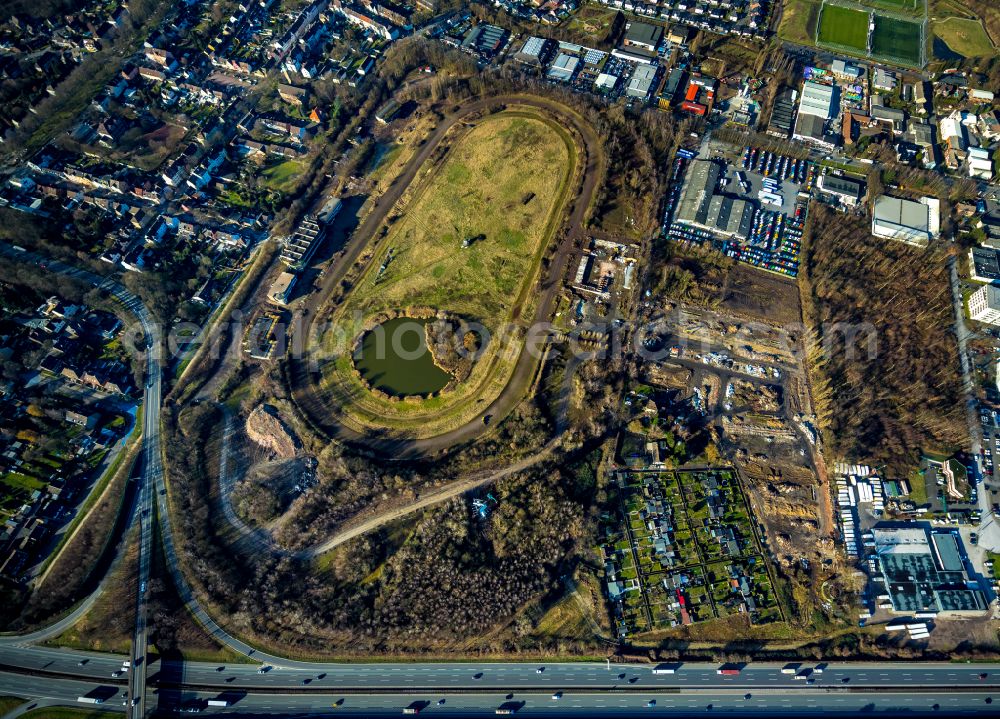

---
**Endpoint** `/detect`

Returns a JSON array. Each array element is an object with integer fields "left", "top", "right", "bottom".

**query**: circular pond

[{"left": 354, "top": 317, "right": 452, "bottom": 397}]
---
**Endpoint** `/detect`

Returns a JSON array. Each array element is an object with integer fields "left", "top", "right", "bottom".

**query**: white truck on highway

[
  {"left": 207, "top": 699, "right": 231, "bottom": 707},
  {"left": 77, "top": 697, "right": 104, "bottom": 704}
]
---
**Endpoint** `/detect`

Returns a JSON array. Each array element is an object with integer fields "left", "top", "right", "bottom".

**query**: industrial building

[
  {"left": 767, "top": 88, "right": 798, "bottom": 137},
  {"left": 871, "top": 195, "right": 940, "bottom": 246},
  {"left": 675, "top": 160, "right": 754, "bottom": 241},
  {"left": 871, "top": 527, "right": 987, "bottom": 615},
  {"left": 968, "top": 146, "right": 994, "bottom": 180},
  {"left": 797, "top": 80, "right": 836, "bottom": 120},
  {"left": 461, "top": 24, "right": 507, "bottom": 58},
  {"left": 547, "top": 52, "right": 579, "bottom": 82},
  {"left": 512, "top": 36, "right": 553, "bottom": 66},
  {"left": 625, "top": 64, "right": 658, "bottom": 100},
  {"left": 969, "top": 283, "right": 1000, "bottom": 325},
  {"left": 623, "top": 21, "right": 662, "bottom": 52},
  {"left": 280, "top": 214, "right": 324, "bottom": 269},
  {"left": 793, "top": 113, "right": 833, "bottom": 148}
]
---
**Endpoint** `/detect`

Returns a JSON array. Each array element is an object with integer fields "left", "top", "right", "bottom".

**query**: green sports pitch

[
  {"left": 817, "top": 3, "right": 870, "bottom": 52},
  {"left": 872, "top": 15, "right": 923, "bottom": 65}
]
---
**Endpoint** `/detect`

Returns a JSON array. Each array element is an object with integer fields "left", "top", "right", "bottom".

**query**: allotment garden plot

[{"left": 603, "top": 468, "right": 781, "bottom": 637}]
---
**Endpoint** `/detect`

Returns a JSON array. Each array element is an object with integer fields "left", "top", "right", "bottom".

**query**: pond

[{"left": 354, "top": 317, "right": 452, "bottom": 397}]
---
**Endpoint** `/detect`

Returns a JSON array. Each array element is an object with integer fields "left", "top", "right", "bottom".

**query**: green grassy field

[
  {"left": 343, "top": 114, "right": 571, "bottom": 330},
  {"left": 934, "top": 16, "right": 996, "bottom": 57},
  {"left": 261, "top": 159, "right": 307, "bottom": 194},
  {"left": 872, "top": 15, "right": 924, "bottom": 63},
  {"left": 817, "top": 4, "right": 871, "bottom": 51}
]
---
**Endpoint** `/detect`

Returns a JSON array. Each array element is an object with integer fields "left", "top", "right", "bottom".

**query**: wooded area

[{"left": 799, "top": 204, "right": 966, "bottom": 475}]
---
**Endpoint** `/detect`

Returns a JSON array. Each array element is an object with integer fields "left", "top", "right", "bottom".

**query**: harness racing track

[{"left": 285, "top": 96, "right": 605, "bottom": 459}]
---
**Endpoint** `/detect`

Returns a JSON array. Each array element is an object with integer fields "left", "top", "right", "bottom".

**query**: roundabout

[{"left": 286, "top": 96, "right": 605, "bottom": 455}]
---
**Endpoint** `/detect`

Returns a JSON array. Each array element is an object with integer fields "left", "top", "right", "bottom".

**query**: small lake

[{"left": 354, "top": 317, "right": 451, "bottom": 397}]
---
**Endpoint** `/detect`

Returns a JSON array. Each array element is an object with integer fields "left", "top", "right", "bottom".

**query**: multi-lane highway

[{"left": 3, "top": 646, "right": 1000, "bottom": 716}]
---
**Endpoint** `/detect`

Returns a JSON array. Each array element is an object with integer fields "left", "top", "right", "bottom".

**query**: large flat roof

[
  {"left": 625, "top": 21, "right": 663, "bottom": 47},
  {"left": 873, "top": 195, "right": 930, "bottom": 233},
  {"left": 798, "top": 80, "right": 836, "bottom": 120},
  {"left": 874, "top": 526, "right": 987, "bottom": 614}
]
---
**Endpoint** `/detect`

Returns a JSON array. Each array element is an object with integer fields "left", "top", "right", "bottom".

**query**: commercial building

[
  {"left": 871, "top": 527, "right": 987, "bottom": 615},
  {"left": 817, "top": 174, "right": 865, "bottom": 207},
  {"left": 675, "top": 160, "right": 753, "bottom": 241},
  {"left": 969, "top": 246, "right": 1000, "bottom": 284},
  {"left": 969, "top": 283, "right": 1000, "bottom": 325},
  {"left": 831, "top": 59, "right": 862, "bottom": 82},
  {"left": 871, "top": 195, "right": 940, "bottom": 246}
]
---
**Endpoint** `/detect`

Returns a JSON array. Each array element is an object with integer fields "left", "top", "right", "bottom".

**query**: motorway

[{"left": 4, "top": 648, "right": 1000, "bottom": 716}]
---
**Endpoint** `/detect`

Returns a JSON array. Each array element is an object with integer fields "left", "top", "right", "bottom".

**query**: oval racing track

[{"left": 285, "top": 94, "right": 606, "bottom": 460}]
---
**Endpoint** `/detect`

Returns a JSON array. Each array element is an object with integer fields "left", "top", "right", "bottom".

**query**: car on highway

[
  {"left": 257, "top": 666, "right": 271, "bottom": 674},
  {"left": 646, "top": 700, "right": 656, "bottom": 708},
  {"left": 552, "top": 692, "right": 562, "bottom": 700},
  {"left": 536, "top": 667, "right": 544, "bottom": 673}
]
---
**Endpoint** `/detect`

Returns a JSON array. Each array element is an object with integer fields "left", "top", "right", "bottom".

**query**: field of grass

[
  {"left": 19, "top": 708, "right": 115, "bottom": 719},
  {"left": 561, "top": 4, "right": 621, "bottom": 47},
  {"left": 872, "top": 16, "right": 924, "bottom": 64},
  {"left": 261, "top": 159, "right": 307, "bottom": 194},
  {"left": 0, "top": 697, "right": 24, "bottom": 715},
  {"left": 933, "top": 16, "right": 996, "bottom": 57},
  {"left": 343, "top": 115, "right": 569, "bottom": 328},
  {"left": 817, "top": 4, "right": 871, "bottom": 51},
  {"left": 778, "top": 0, "right": 823, "bottom": 45}
]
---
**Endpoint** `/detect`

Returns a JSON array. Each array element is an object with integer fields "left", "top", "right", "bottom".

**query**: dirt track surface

[{"left": 285, "top": 95, "right": 606, "bottom": 459}]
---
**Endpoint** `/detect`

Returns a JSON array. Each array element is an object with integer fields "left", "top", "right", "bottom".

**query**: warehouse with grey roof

[{"left": 675, "top": 160, "right": 754, "bottom": 241}]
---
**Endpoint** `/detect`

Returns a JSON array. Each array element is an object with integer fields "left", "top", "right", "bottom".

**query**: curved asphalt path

[{"left": 286, "top": 94, "right": 606, "bottom": 460}]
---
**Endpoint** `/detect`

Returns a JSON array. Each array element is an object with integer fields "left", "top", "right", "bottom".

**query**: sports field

[
  {"left": 343, "top": 113, "right": 572, "bottom": 330},
  {"left": 817, "top": 3, "right": 870, "bottom": 51},
  {"left": 872, "top": 15, "right": 924, "bottom": 64}
]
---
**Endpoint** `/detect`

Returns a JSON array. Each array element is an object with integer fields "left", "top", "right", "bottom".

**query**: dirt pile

[{"left": 245, "top": 404, "right": 299, "bottom": 459}]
